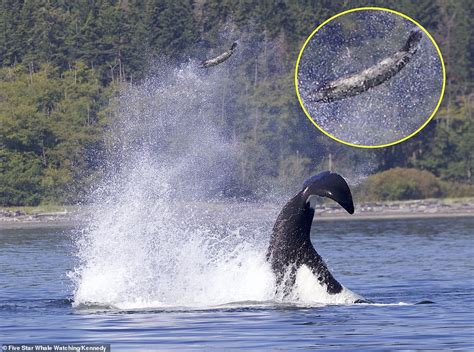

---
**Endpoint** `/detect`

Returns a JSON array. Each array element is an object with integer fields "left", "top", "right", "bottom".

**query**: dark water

[{"left": 1, "top": 217, "right": 473, "bottom": 350}]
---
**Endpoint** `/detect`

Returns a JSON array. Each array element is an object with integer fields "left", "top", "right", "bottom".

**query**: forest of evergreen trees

[{"left": 0, "top": 0, "right": 472, "bottom": 205}]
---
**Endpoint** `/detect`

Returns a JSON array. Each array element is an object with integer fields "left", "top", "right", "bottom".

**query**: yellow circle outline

[{"left": 294, "top": 6, "right": 446, "bottom": 149}]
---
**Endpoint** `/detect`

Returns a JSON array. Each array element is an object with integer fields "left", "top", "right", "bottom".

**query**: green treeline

[{"left": 0, "top": 0, "right": 472, "bottom": 205}]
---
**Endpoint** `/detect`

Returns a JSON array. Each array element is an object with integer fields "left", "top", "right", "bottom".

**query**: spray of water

[{"left": 70, "top": 54, "right": 363, "bottom": 309}]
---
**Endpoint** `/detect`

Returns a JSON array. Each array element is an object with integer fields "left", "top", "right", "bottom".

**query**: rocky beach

[{"left": 1, "top": 198, "right": 473, "bottom": 230}]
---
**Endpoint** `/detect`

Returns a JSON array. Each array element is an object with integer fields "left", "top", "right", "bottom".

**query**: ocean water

[{"left": 1, "top": 215, "right": 473, "bottom": 350}]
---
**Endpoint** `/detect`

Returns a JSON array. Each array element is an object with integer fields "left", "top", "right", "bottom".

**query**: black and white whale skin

[
  {"left": 267, "top": 171, "right": 368, "bottom": 302},
  {"left": 199, "top": 42, "right": 237, "bottom": 68},
  {"left": 308, "top": 28, "right": 423, "bottom": 103}
]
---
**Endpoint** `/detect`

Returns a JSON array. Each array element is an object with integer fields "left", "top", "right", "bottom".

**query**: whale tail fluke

[{"left": 302, "top": 171, "right": 354, "bottom": 214}]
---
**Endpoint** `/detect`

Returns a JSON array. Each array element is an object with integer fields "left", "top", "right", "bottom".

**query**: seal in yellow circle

[{"left": 295, "top": 7, "right": 446, "bottom": 148}]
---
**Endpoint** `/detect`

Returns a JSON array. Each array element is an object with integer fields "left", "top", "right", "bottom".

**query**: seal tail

[
  {"left": 401, "top": 28, "right": 423, "bottom": 53},
  {"left": 302, "top": 171, "right": 354, "bottom": 214}
]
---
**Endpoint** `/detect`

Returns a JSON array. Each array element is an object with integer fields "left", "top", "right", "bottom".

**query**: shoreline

[
  {"left": 1, "top": 198, "right": 473, "bottom": 230},
  {"left": 317, "top": 211, "right": 474, "bottom": 221}
]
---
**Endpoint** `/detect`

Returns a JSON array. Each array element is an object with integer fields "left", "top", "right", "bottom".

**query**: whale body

[
  {"left": 266, "top": 171, "right": 368, "bottom": 303},
  {"left": 307, "top": 28, "right": 423, "bottom": 103},
  {"left": 199, "top": 42, "right": 237, "bottom": 68}
]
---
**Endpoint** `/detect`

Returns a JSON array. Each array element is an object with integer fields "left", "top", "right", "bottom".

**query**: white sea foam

[{"left": 293, "top": 265, "right": 363, "bottom": 304}]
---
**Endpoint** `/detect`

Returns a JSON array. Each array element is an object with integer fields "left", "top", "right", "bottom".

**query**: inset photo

[{"left": 295, "top": 7, "right": 445, "bottom": 148}]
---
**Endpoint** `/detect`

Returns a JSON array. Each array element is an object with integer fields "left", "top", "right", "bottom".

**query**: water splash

[{"left": 70, "top": 60, "right": 361, "bottom": 310}]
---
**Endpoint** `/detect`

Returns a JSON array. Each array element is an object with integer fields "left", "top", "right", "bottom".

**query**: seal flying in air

[
  {"left": 307, "top": 28, "right": 423, "bottom": 103},
  {"left": 199, "top": 42, "right": 238, "bottom": 68}
]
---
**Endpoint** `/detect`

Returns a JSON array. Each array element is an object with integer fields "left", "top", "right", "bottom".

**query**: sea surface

[{"left": 1, "top": 216, "right": 473, "bottom": 351}]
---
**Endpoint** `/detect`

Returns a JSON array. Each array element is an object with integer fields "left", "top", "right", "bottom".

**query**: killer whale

[
  {"left": 266, "top": 171, "right": 368, "bottom": 303},
  {"left": 199, "top": 42, "right": 238, "bottom": 68},
  {"left": 308, "top": 28, "right": 423, "bottom": 103}
]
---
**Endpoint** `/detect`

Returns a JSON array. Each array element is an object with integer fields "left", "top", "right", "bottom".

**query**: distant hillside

[{"left": 0, "top": 0, "right": 472, "bottom": 205}]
